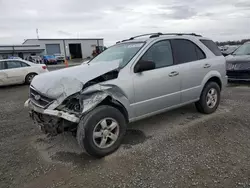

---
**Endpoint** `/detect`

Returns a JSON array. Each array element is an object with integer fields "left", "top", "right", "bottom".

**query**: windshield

[
  {"left": 90, "top": 42, "right": 144, "bottom": 67},
  {"left": 232, "top": 43, "right": 250, "bottom": 55}
]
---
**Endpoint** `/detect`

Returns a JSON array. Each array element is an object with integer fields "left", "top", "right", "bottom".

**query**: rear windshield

[{"left": 200, "top": 39, "right": 222, "bottom": 56}]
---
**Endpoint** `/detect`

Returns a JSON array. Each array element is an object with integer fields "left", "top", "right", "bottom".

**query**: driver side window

[{"left": 141, "top": 40, "right": 173, "bottom": 69}]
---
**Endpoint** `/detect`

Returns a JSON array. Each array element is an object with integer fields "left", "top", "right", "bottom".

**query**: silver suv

[{"left": 25, "top": 33, "right": 227, "bottom": 157}]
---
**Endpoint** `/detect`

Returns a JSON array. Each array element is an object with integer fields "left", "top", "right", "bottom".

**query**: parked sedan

[
  {"left": 226, "top": 42, "right": 250, "bottom": 81},
  {"left": 26, "top": 56, "right": 43, "bottom": 64},
  {"left": 9, "top": 56, "right": 23, "bottom": 60},
  {"left": 0, "top": 59, "right": 48, "bottom": 86},
  {"left": 43, "top": 55, "right": 57, "bottom": 65}
]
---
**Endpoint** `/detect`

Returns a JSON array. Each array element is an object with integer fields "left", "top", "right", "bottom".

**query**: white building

[
  {"left": 0, "top": 38, "right": 104, "bottom": 60},
  {"left": 23, "top": 38, "right": 104, "bottom": 59},
  {"left": 0, "top": 44, "right": 44, "bottom": 60}
]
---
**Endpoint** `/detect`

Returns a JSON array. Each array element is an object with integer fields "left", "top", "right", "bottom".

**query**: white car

[
  {"left": 54, "top": 54, "right": 65, "bottom": 62},
  {"left": 0, "top": 59, "right": 48, "bottom": 86},
  {"left": 81, "top": 60, "right": 90, "bottom": 65}
]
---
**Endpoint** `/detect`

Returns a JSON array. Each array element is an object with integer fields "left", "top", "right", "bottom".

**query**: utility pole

[
  {"left": 12, "top": 45, "right": 15, "bottom": 56},
  {"left": 36, "top": 28, "right": 39, "bottom": 39},
  {"left": 63, "top": 39, "right": 68, "bottom": 67}
]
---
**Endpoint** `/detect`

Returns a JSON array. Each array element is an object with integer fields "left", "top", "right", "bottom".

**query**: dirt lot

[{"left": 0, "top": 83, "right": 250, "bottom": 188}]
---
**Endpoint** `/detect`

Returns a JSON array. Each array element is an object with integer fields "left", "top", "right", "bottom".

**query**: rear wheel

[
  {"left": 77, "top": 105, "right": 127, "bottom": 158},
  {"left": 195, "top": 82, "right": 221, "bottom": 114},
  {"left": 25, "top": 73, "right": 37, "bottom": 84}
]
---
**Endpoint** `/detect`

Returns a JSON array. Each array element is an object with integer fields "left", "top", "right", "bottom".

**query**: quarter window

[
  {"left": 171, "top": 39, "right": 206, "bottom": 64},
  {"left": 21, "top": 62, "right": 29, "bottom": 67},
  {"left": 200, "top": 39, "right": 222, "bottom": 56},
  {"left": 140, "top": 40, "right": 173, "bottom": 69}
]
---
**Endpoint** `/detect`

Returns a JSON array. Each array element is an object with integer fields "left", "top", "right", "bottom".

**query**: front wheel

[
  {"left": 195, "top": 82, "right": 221, "bottom": 114},
  {"left": 77, "top": 105, "right": 127, "bottom": 158}
]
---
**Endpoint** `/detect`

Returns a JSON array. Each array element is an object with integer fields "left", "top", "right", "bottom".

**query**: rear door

[{"left": 170, "top": 39, "right": 210, "bottom": 103}]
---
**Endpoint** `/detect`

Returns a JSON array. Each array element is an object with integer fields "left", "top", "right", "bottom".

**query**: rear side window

[
  {"left": 6, "top": 61, "right": 22, "bottom": 69},
  {"left": 171, "top": 39, "right": 206, "bottom": 64},
  {"left": 200, "top": 39, "right": 222, "bottom": 56}
]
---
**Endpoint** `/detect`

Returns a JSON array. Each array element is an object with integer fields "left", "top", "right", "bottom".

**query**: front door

[
  {"left": 0, "top": 61, "right": 8, "bottom": 86},
  {"left": 4, "top": 60, "right": 29, "bottom": 84},
  {"left": 132, "top": 40, "right": 181, "bottom": 118}
]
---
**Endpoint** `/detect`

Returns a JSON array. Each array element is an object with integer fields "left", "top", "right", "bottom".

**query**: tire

[
  {"left": 195, "top": 82, "right": 221, "bottom": 114},
  {"left": 25, "top": 73, "right": 37, "bottom": 84},
  {"left": 77, "top": 105, "right": 127, "bottom": 158}
]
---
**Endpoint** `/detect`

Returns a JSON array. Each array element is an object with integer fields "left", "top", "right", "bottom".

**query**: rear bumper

[
  {"left": 227, "top": 70, "right": 250, "bottom": 81},
  {"left": 24, "top": 99, "right": 79, "bottom": 123}
]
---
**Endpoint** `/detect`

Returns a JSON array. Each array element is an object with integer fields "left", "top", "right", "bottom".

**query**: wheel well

[
  {"left": 26, "top": 72, "right": 37, "bottom": 77},
  {"left": 206, "top": 77, "right": 222, "bottom": 90},
  {"left": 25, "top": 72, "right": 37, "bottom": 82},
  {"left": 97, "top": 96, "right": 129, "bottom": 123}
]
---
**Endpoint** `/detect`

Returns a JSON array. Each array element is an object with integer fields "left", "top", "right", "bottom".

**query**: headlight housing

[{"left": 56, "top": 93, "right": 82, "bottom": 114}]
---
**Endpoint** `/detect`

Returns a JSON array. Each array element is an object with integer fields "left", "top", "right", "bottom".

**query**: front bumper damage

[
  {"left": 25, "top": 99, "right": 79, "bottom": 135},
  {"left": 24, "top": 84, "right": 131, "bottom": 136},
  {"left": 25, "top": 99, "right": 79, "bottom": 123}
]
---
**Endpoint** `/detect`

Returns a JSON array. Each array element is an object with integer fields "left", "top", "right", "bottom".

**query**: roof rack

[
  {"left": 129, "top": 33, "right": 163, "bottom": 40},
  {"left": 116, "top": 33, "right": 162, "bottom": 44},
  {"left": 150, "top": 33, "right": 202, "bottom": 38},
  {"left": 164, "top": 33, "right": 202, "bottom": 37},
  {"left": 116, "top": 32, "right": 202, "bottom": 43}
]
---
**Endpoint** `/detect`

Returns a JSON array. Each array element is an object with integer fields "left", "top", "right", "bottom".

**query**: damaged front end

[{"left": 25, "top": 69, "right": 130, "bottom": 136}]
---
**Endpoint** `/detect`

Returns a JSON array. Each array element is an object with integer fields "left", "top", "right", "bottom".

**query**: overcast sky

[{"left": 0, "top": 0, "right": 249, "bottom": 46}]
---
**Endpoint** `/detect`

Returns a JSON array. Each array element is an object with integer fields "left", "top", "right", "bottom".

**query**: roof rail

[
  {"left": 131, "top": 32, "right": 202, "bottom": 39},
  {"left": 129, "top": 33, "right": 163, "bottom": 40},
  {"left": 116, "top": 32, "right": 202, "bottom": 44},
  {"left": 162, "top": 33, "right": 202, "bottom": 37}
]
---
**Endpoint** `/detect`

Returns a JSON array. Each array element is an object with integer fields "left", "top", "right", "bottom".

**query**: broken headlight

[{"left": 57, "top": 94, "right": 82, "bottom": 113}]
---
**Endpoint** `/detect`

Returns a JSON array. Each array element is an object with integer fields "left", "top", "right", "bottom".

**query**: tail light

[{"left": 42, "top": 66, "right": 47, "bottom": 70}]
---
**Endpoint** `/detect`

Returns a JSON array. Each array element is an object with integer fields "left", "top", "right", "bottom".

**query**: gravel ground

[{"left": 0, "top": 83, "right": 250, "bottom": 188}]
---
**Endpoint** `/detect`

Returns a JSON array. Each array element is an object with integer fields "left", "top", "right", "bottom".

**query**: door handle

[
  {"left": 204, "top": 64, "right": 211, "bottom": 68},
  {"left": 168, "top": 71, "right": 179, "bottom": 77}
]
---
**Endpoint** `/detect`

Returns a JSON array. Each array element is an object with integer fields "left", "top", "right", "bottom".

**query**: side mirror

[{"left": 134, "top": 60, "right": 155, "bottom": 73}]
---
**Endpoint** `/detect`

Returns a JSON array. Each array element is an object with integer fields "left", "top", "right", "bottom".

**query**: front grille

[
  {"left": 30, "top": 87, "right": 54, "bottom": 108},
  {"left": 227, "top": 70, "right": 250, "bottom": 80}
]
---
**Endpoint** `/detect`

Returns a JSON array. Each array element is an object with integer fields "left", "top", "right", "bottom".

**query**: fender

[
  {"left": 81, "top": 84, "right": 134, "bottom": 119},
  {"left": 200, "top": 70, "right": 222, "bottom": 92}
]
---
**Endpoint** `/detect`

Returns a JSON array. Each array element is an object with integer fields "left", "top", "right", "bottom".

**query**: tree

[{"left": 216, "top": 39, "right": 250, "bottom": 46}]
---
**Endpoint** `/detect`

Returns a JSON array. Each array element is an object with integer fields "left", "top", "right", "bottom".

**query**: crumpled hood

[{"left": 31, "top": 61, "right": 120, "bottom": 98}]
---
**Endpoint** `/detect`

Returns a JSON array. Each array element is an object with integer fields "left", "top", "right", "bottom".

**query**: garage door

[{"left": 45, "top": 44, "right": 61, "bottom": 55}]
